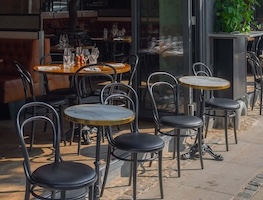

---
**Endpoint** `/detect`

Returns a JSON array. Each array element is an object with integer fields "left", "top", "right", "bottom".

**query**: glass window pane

[{"left": 138, "top": 0, "right": 187, "bottom": 114}]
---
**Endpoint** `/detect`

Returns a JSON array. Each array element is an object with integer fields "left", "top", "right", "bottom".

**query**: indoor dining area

[{"left": 2, "top": 0, "right": 263, "bottom": 200}]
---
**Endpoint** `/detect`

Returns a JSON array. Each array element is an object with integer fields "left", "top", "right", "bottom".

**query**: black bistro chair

[
  {"left": 247, "top": 51, "right": 263, "bottom": 115},
  {"left": 71, "top": 63, "right": 117, "bottom": 154},
  {"left": 119, "top": 54, "right": 139, "bottom": 86},
  {"left": 40, "top": 53, "right": 77, "bottom": 103},
  {"left": 14, "top": 61, "right": 69, "bottom": 149},
  {"left": 16, "top": 101, "right": 97, "bottom": 200},
  {"left": 147, "top": 71, "right": 204, "bottom": 177},
  {"left": 192, "top": 62, "right": 240, "bottom": 151},
  {"left": 100, "top": 83, "right": 164, "bottom": 200}
]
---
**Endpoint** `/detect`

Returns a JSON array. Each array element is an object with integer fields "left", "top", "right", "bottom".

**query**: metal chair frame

[
  {"left": 193, "top": 62, "right": 239, "bottom": 151},
  {"left": 147, "top": 71, "right": 204, "bottom": 177},
  {"left": 16, "top": 101, "right": 96, "bottom": 200},
  {"left": 100, "top": 83, "right": 164, "bottom": 200}
]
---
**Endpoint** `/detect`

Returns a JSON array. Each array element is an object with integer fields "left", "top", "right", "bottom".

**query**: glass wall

[{"left": 137, "top": 0, "right": 191, "bottom": 117}]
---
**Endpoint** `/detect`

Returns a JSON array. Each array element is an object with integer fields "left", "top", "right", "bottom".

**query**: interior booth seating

[
  {"left": 0, "top": 38, "right": 69, "bottom": 119},
  {"left": 0, "top": 14, "right": 71, "bottom": 119}
]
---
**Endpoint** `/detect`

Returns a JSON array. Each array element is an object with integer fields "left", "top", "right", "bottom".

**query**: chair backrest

[
  {"left": 40, "top": 53, "right": 64, "bottom": 93},
  {"left": 74, "top": 63, "right": 117, "bottom": 104},
  {"left": 16, "top": 101, "right": 61, "bottom": 181},
  {"left": 147, "top": 71, "right": 179, "bottom": 124},
  {"left": 100, "top": 82, "right": 138, "bottom": 136},
  {"left": 192, "top": 62, "right": 213, "bottom": 77},
  {"left": 192, "top": 62, "right": 214, "bottom": 99},
  {"left": 247, "top": 51, "right": 262, "bottom": 81},
  {"left": 14, "top": 61, "right": 36, "bottom": 101},
  {"left": 121, "top": 54, "right": 139, "bottom": 86},
  {"left": 40, "top": 53, "right": 63, "bottom": 65}
]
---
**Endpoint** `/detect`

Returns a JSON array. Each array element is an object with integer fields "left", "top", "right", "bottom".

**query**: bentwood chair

[
  {"left": 147, "top": 71, "right": 204, "bottom": 177},
  {"left": 100, "top": 83, "right": 164, "bottom": 200},
  {"left": 119, "top": 54, "right": 139, "bottom": 86},
  {"left": 193, "top": 62, "right": 240, "bottom": 151},
  {"left": 109, "top": 41, "right": 126, "bottom": 62},
  {"left": 14, "top": 61, "right": 69, "bottom": 149},
  {"left": 16, "top": 101, "right": 97, "bottom": 200},
  {"left": 72, "top": 63, "right": 117, "bottom": 154},
  {"left": 247, "top": 51, "right": 263, "bottom": 114},
  {"left": 40, "top": 53, "right": 77, "bottom": 103}
]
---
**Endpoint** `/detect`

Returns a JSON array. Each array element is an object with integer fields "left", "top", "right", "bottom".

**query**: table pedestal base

[{"left": 181, "top": 143, "right": 224, "bottom": 161}]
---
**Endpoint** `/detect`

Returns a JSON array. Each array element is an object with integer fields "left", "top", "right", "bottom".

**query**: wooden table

[
  {"left": 33, "top": 63, "right": 131, "bottom": 75},
  {"left": 64, "top": 104, "right": 135, "bottom": 199},
  {"left": 34, "top": 63, "right": 131, "bottom": 94},
  {"left": 179, "top": 76, "right": 230, "bottom": 160},
  {"left": 50, "top": 45, "right": 94, "bottom": 53}
]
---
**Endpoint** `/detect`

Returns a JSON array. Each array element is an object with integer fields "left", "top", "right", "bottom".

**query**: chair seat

[
  {"left": 113, "top": 132, "right": 164, "bottom": 153},
  {"left": 255, "top": 78, "right": 263, "bottom": 84},
  {"left": 49, "top": 87, "right": 77, "bottom": 99},
  {"left": 160, "top": 114, "right": 203, "bottom": 129},
  {"left": 205, "top": 98, "right": 240, "bottom": 110},
  {"left": 80, "top": 96, "right": 101, "bottom": 104},
  {"left": 27, "top": 95, "right": 69, "bottom": 106},
  {"left": 32, "top": 161, "right": 97, "bottom": 190}
]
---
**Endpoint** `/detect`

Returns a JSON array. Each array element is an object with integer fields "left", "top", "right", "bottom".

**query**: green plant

[{"left": 214, "top": 0, "right": 260, "bottom": 33}]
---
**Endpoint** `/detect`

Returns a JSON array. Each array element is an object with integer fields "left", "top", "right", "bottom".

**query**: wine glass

[{"left": 82, "top": 48, "right": 90, "bottom": 64}]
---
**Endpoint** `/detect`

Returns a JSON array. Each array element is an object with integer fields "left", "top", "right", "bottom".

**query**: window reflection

[{"left": 138, "top": 0, "right": 185, "bottom": 115}]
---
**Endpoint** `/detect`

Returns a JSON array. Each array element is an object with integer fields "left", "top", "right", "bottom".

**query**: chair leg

[
  {"left": 176, "top": 129, "right": 181, "bottom": 177},
  {"left": 51, "top": 190, "right": 56, "bottom": 198},
  {"left": 89, "top": 185, "right": 94, "bottom": 200},
  {"left": 173, "top": 129, "right": 177, "bottom": 159},
  {"left": 198, "top": 127, "right": 204, "bottom": 169},
  {"left": 24, "top": 179, "right": 30, "bottom": 200},
  {"left": 100, "top": 145, "right": 112, "bottom": 197},
  {"left": 251, "top": 86, "right": 257, "bottom": 111},
  {"left": 77, "top": 124, "right": 82, "bottom": 155},
  {"left": 149, "top": 126, "right": 158, "bottom": 167},
  {"left": 224, "top": 111, "right": 229, "bottom": 151},
  {"left": 260, "top": 86, "right": 263, "bottom": 115},
  {"left": 29, "top": 120, "right": 36, "bottom": 151},
  {"left": 60, "top": 191, "right": 66, "bottom": 200},
  {"left": 128, "top": 159, "right": 132, "bottom": 186},
  {"left": 233, "top": 114, "right": 238, "bottom": 144},
  {"left": 204, "top": 114, "right": 210, "bottom": 138},
  {"left": 59, "top": 105, "right": 67, "bottom": 146},
  {"left": 132, "top": 153, "right": 138, "bottom": 200},
  {"left": 158, "top": 150, "right": 164, "bottom": 199},
  {"left": 69, "top": 122, "right": 75, "bottom": 145}
]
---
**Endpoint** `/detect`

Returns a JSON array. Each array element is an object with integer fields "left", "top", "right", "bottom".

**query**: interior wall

[{"left": 0, "top": 0, "right": 40, "bottom": 14}]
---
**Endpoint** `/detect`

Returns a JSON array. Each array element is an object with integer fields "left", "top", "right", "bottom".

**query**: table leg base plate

[{"left": 181, "top": 143, "right": 224, "bottom": 161}]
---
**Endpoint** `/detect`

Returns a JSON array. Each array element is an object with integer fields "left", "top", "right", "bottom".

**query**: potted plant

[{"left": 214, "top": 0, "right": 260, "bottom": 33}]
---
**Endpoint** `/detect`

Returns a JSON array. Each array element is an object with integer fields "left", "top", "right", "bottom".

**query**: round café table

[
  {"left": 33, "top": 63, "right": 131, "bottom": 75},
  {"left": 64, "top": 104, "right": 135, "bottom": 199},
  {"left": 33, "top": 63, "right": 131, "bottom": 94},
  {"left": 179, "top": 76, "right": 230, "bottom": 161}
]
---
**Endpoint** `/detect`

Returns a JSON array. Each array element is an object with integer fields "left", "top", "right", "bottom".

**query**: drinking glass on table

[
  {"left": 82, "top": 48, "right": 90, "bottom": 64},
  {"left": 63, "top": 48, "right": 71, "bottom": 68},
  {"left": 89, "top": 47, "right": 99, "bottom": 64},
  {"left": 75, "top": 47, "right": 83, "bottom": 56}
]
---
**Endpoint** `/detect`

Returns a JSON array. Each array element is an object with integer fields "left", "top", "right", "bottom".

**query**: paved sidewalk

[{"left": 137, "top": 116, "right": 263, "bottom": 200}]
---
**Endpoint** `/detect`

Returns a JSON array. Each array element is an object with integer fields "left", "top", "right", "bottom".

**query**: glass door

[{"left": 136, "top": 0, "right": 193, "bottom": 117}]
